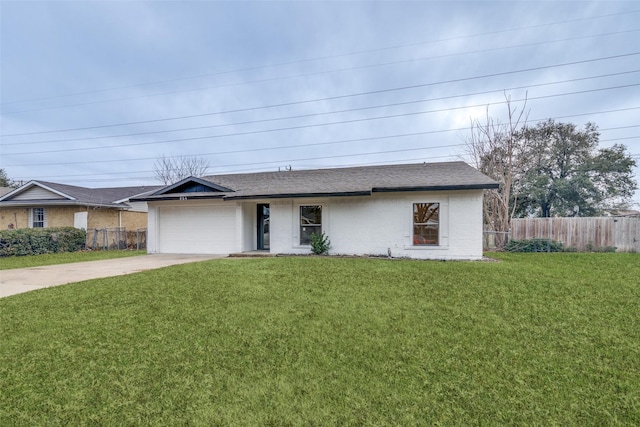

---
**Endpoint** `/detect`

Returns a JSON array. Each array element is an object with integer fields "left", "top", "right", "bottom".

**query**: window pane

[
  {"left": 33, "top": 208, "right": 45, "bottom": 228},
  {"left": 413, "top": 203, "right": 439, "bottom": 245},
  {"left": 300, "top": 225, "right": 321, "bottom": 245},
  {"left": 300, "top": 205, "right": 322, "bottom": 245},
  {"left": 300, "top": 205, "right": 322, "bottom": 225}
]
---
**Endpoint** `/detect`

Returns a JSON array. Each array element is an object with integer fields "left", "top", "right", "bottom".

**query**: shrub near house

[
  {"left": 0, "top": 227, "right": 86, "bottom": 257},
  {"left": 0, "top": 180, "right": 161, "bottom": 247}
]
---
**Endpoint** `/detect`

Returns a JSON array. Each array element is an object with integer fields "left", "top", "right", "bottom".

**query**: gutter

[
  {"left": 132, "top": 195, "right": 227, "bottom": 202},
  {"left": 372, "top": 183, "right": 499, "bottom": 192},
  {"left": 0, "top": 200, "right": 131, "bottom": 209},
  {"left": 223, "top": 191, "right": 372, "bottom": 201},
  {"left": 135, "top": 185, "right": 497, "bottom": 202}
]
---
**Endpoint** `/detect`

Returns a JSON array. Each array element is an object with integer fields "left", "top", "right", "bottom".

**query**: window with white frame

[
  {"left": 30, "top": 207, "right": 47, "bottom": 228},
  {"left": 413, "top": 203, "right": 439, "bottom": 245},
  {"left": 300, "top": 205, "right": 322, "bottom": 245}
]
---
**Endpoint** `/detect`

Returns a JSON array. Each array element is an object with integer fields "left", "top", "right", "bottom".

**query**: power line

[
  {"left": 3, "top": 9, "right": 637, "bottom": 107},
  {"left": 5, "top": 71, "right": 638, "bottom": 146},
  {"left": 7, "top": 126, "right": 638, "bottom": 179},
  {"left": 25, "top": 145, "right": 640, "bottom": 184},
  {"left": 3, "top": 87, "right": 637, "bottom": 156},
  {"left": 12, "top": 134, "right": 639, "bottom": 181},
  {"left": 4, "top": 28, "right": 638, "bottom": 115},
  {"left": 6, "top": 125, "right": 638, "bottom": 169},
  {"left": 19, "top": 145, "right": 640, "bottom": 183},
  {"left": 3, "top": 51, "right": 637, "bottom": 138}
]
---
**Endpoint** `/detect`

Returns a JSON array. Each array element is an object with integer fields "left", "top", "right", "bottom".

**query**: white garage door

[{"left": 158, "top": 205, "right": 236, "bottom": 254}]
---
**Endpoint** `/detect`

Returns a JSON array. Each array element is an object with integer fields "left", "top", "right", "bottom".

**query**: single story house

[
  {"left": 0, "top": 181, "right": 161, "bottom": 243},
  {"left": 133, "top": 162, "right": 498, "bottom": 260}
]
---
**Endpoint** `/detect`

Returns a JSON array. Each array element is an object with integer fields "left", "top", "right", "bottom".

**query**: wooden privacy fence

[{"left": 510, "top": 217, "right": 640, "bottom": 252}]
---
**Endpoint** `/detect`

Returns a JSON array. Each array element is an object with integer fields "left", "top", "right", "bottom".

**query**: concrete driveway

[{"left": 0, "top": 254, "right": 225, "bottom": 298}]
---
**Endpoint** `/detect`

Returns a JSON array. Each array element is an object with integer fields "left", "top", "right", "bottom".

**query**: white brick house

[{"left": 134, "top": 162, "right": 498, "bottom": 260}]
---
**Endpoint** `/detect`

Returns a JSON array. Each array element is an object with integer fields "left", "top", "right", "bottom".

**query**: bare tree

[
  {"left": 154, "top": 155, "right": 210, "bottom": 185},
  {"left": 465, "top": 94, "right": 528, "bottom": 247},
  {"left": 0, "top": 168, "right": 19, "bottom": 188}
]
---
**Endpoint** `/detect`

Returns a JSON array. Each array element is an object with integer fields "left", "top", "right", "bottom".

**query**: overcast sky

[{"left": 1, "top": 1, "right": 639, "bottom": 206}]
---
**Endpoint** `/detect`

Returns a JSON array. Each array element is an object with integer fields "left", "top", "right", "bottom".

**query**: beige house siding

[
  {"left": 48, "top": 207, "right": 84, "bottom": 228},
  {"left": 0, "top": 207, "right": 85, "bottom": 229},
  {"left": 0, "top": 208, "right": 28, "bottom": 229},
  {"left": 86, "top": 208, "right": 120, "bottom": 230},
  {"left": 1, "top": 207, "right": 147, "bottom": 237},
  {"left": 121, "top": 211, "right": 148, "bottom": 230}
]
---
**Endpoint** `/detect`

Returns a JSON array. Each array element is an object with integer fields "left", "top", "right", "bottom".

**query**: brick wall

[
  {"left": 0, "top": 208, "right": 28, "bottom": 229},
  {"left": 269, "top": 190, "right": 484, "bottom": 260},
  {"left": 0, "top": 206, "right": 148, "bottom": 232},
  {"left": 120, "top": 211, "right": 148, "bottom": 230},
  {"left": 0, "top": 207, "right": 81, "bottom": 229},
  {"left": 147, "top": 190, "right": 485, "bottom": 260}
]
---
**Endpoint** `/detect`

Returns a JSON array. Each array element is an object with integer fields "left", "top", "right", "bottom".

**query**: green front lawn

[
  {"left": 0, "top": 250, "right": 145, "bottom": 270},
  {"left": 1, "top": 254, "right": 638, "bottom": 425}
]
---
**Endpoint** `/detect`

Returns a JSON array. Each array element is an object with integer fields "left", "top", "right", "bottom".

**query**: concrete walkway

[{"left": 0, "top": 254, "right": 225, "bottom": 298}]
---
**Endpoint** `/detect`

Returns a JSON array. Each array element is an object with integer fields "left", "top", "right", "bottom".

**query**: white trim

[
  {"left": 404, "top": 197, "right": 449, "bottom": 249},
  {"left": 0, "top": 181, "right": 76, "bottom": 202},
  {"left": 28, "top": 207, "right": 48, "bottom": 228},
  {"left": 296, "top": 202, "right": 326, "bottom": 247}
]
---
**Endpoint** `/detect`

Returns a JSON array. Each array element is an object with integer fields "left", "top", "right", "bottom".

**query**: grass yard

[
  {"left": 1, "top": 253, "right": 638, "bottom": 425},
  {"left": 0, "top": 250, "right": 145, "bottom": 270}
]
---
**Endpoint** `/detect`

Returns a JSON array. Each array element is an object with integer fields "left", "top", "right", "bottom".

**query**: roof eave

[
  {"left": 0, "top": 180, "right": 77, "bottom": 202},
  {"left": 372, "top": 183, "right": 499, "bottom": 192},
  {"left": 0, "top": 200, "right": 131, "bottom": 209},
  {"left": 223, "top": 191, "right": 372, "bottom": 201},
  {"left": 133, "top": 194, "right": 227, "bottom": 202},
  {"left": 151, "top": 176, "right": 234, "bottom": 196}
]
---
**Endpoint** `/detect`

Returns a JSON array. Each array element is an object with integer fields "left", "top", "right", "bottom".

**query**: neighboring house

[
  {"left": 0, "top": 187, "right": 15, "bottom": 197},
  {"left": 133, "top": 162, "right": 499, "bottom": 260},
  {"left": 0, "top": 181, "right": 161, "bottom": 242},
  {"left": 0, "top": 187, "right": 14, "bottom": 197},
  {"left": 602, "top": 208, "right": 640, "bottom": 217}
]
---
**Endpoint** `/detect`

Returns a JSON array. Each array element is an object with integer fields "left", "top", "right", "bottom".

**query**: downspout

[{"left": 118, "top": 210, "right": 122, "bottom": 227}]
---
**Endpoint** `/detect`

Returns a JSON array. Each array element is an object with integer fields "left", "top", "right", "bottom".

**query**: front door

[{"left": 257, "top": 204, "right": 270, "bottom": 250}]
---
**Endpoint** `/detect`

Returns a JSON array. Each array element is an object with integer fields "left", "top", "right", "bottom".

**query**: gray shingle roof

[
  {"left": 142, "top": 161, "right": 498, "bottom": 201},
  {"left": 0, "top": 181, "right": 162, "bottom": 208},
  {"left": 40, "top": 181, "right": 162, "bottom": 204}
]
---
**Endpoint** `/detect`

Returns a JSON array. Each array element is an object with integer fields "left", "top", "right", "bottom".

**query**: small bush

[
  {"left": 310, "top": 232, "right": 331, "bottom": 255},
  {"left": 0, "top": 227, "right": 86, "bottom": 257},
  {"left": 585, "top": 242, "right": 617, "bottom": 253},
  {"left": 504, "top": 238, "right": 563, "bottom": 253}
]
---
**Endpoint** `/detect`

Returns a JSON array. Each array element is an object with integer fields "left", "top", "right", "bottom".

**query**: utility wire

[
  {"left": 7, "top": 119, "right": 638, "bottom": 177},
  {"left": 13, "top": 134, "right": 638, "bottom": 181},
  {"left": 3, "top": 9, "right": 637, "bottom": 107},
  {"left": 4, "top": 70, "right": 638, "bottom": 146},
  {"left": 6, "top": 125, "right": 638, "bottom": 169},
  {"left": 3, "top": 51, "right": 637, "bottom": 138},
  {"left": 4, "top": 28, "right": 638, "bottom": 115},
  {"left": 2, "top": 86, "right": 637, "bottom": 156},
  {"left": 24, "top": 146, "right": 640, "bottom": 183}
]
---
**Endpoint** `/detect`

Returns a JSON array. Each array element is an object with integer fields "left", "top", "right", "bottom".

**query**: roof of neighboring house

[
  {"left": 136, "top": 161, "right": 499, "bottom": 201},
  {"left": 0, "top": 187, "right": 14, "bottom": 197},
  {"left": 0, "top": 181, "right": 162, "bottom": 208},
  {"left": 603, "top": 209, "right": 640, "bottom": 217}
]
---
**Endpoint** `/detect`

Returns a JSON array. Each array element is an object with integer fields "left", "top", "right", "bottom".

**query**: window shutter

[
  {"left": 28, "top": 208, "right": 33, "bottom": 228},
  {"left": 43, "top": 209, "right": 48, "bottom": 227}
]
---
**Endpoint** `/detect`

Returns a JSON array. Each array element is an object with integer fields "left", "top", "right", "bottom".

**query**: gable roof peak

[{"left": 151, "top": 176, "right": 234, "bottom": 196}]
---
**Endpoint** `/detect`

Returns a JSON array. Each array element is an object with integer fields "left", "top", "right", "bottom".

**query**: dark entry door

[{"left": 257, "top": 204, "right": 270, "bottom": 250}]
